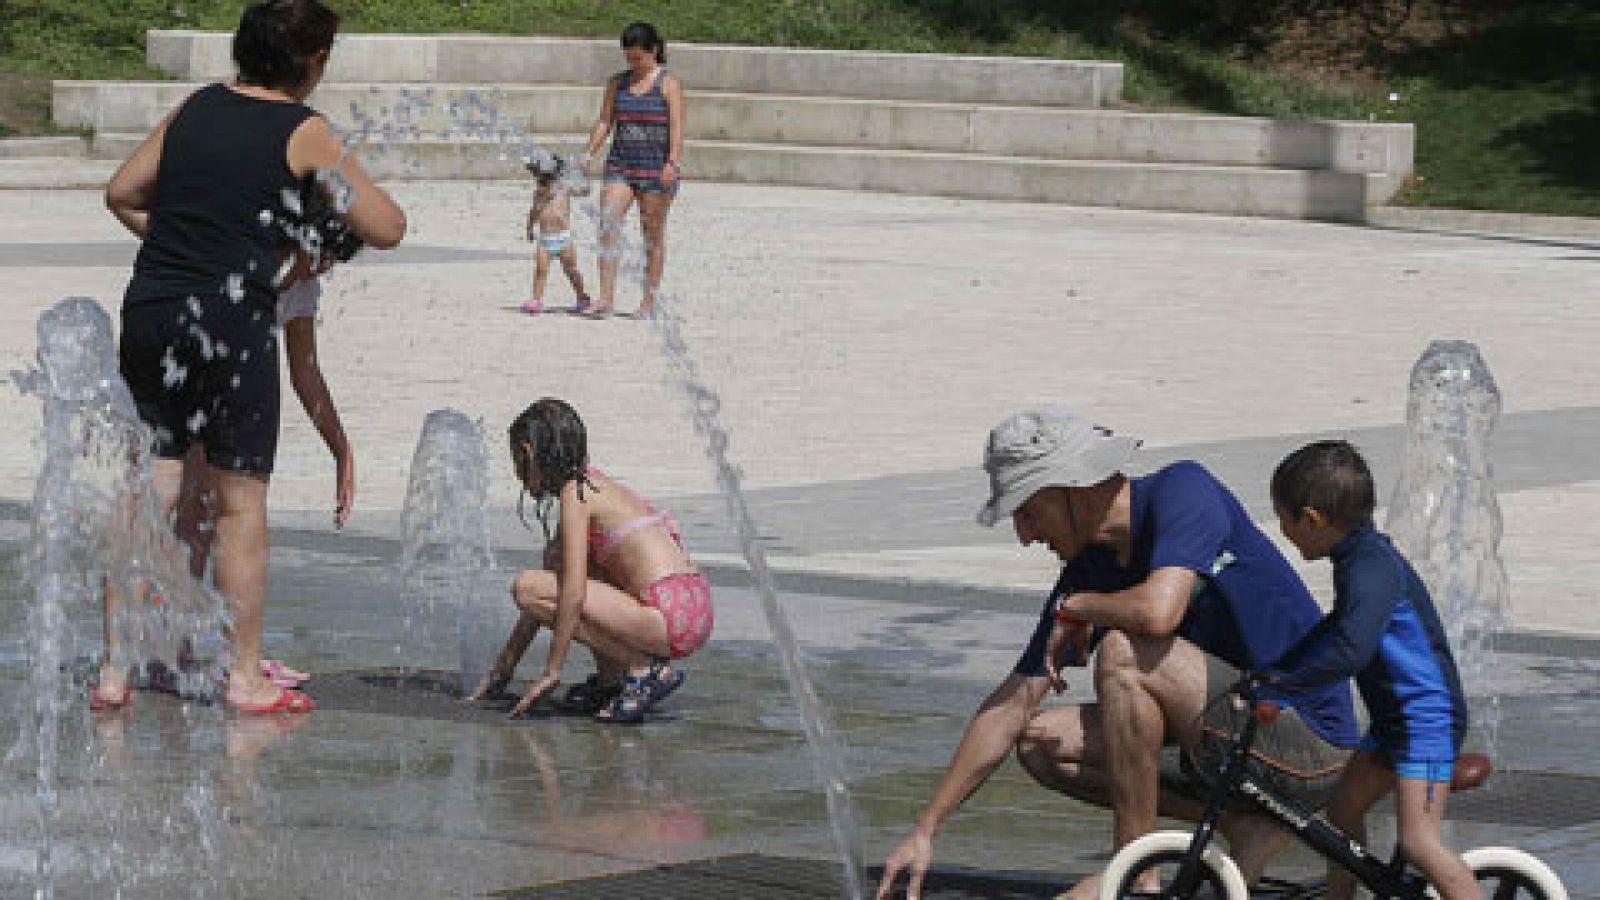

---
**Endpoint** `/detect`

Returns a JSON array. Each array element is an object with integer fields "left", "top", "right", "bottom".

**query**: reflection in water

[
  {"left": 510, "top": 726, "right": 707, "bottom": 861},
  {"left": 68, "top": 692, "right": 305, "bottom": 896}
]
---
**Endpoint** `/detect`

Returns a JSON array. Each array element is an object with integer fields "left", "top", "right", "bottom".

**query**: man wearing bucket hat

[{"left": 876, "top": 406, "right": 1357, "bottom": 900}]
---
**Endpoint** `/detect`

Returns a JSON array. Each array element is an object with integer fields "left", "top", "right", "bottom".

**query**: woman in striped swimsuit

[{"left": 583, "top": 22, "right": 685, "bottom": 319}]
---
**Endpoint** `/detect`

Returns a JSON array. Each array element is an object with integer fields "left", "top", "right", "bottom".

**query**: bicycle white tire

[
  {"left": 1461, "top": 845, "right": 1568, "bottom": 900},
  {"left": 1098, "top": 830, "right": 1249, "bottom": 900}
]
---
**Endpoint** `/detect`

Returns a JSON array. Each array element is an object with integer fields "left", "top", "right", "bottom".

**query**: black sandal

[
  {"left": 557, "top": 674, "right": 623, "bottom": 714},
  {"left": 596, "top": 659, "right": 685, "bottom": 725}
]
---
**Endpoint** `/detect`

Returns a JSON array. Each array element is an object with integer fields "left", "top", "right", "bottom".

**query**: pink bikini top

[{"left": 585, "top": 467, "right": 683, "bottom": 564}]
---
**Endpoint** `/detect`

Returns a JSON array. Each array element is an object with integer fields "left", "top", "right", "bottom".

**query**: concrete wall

[
  {"left": 56, "top": 81, "right": 1413, "bottom": 182},
  {"left": 297, "top": 135, "right": 1371, "bottom": 221},
  {"left": 0, "top": 136, "right": 87, "bottom": 159},
  {"left": 41, "top": 31, "right": 1415, "bottom": 219},
  {"left": 145, "top": 30, "right": 1122, "bottom": 108}
]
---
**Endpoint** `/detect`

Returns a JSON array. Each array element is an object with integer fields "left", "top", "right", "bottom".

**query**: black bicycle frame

[{"left": 1176, "top": 705, "right": 1431, "bottom": 899}]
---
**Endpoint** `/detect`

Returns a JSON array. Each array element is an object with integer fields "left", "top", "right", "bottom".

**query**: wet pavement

[
  {"left": 0, "top": 182, "right": 1596, "bottom": 896},
  {"left": 1, "top": 508, "right": 1596, "bottom": 898}
]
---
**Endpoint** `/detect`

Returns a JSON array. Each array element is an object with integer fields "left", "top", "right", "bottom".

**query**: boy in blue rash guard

[{"left": 1266, "top": 440, "right": 1477, "bottom": 900}]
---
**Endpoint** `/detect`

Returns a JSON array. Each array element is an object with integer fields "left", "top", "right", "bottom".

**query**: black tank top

[{"left": 124, "top": 84, "right": 317, "bottom": 313}]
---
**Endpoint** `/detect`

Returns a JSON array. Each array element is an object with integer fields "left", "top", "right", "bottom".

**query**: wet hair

[
  {"left": 507, "top": 398, "right": 596, "bottom": 539},
  {"left": 620, "top": 21, "right": 666, "bottom": 64},
  {"left": 1271, "top": 440, "right": 1376, "bottom": 530},
  {"left": 233, "top": 0, "right": 340, "bottom": 92}
]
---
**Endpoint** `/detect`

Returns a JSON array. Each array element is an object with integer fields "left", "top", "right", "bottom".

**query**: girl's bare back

[{"left": 579, "top": 469, "right": 695, "bottom": 593}]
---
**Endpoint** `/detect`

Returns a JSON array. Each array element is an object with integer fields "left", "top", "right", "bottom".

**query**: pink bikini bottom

[{"left": 642, "top": 571, "right": 714, "bottom": 659}]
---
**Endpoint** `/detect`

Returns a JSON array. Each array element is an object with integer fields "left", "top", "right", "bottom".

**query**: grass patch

[
  {"left": 0, "top": 0, "right": 1594, "bottom": 215},
  {"left": 1383, "top": 5, "right": 1600, "bottom": 215}
]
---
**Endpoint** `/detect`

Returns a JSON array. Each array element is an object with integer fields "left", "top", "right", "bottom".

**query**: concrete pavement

[{"left": 1, "top": 181, "right": 1595, "bottom": 632}]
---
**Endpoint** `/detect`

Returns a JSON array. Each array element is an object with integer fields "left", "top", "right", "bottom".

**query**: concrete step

[
  {"left": 57, "top": 81, "right": 1412, "bottom": 182},
  {"left": 147, "top": 30, "right": 1122, "bottom": 108},
  {"left": 0, "top": 136, "right": 88, "bottom": 159},
  {"left": 0, "top": 157, "right": 119, "bottom": 189},
  {"left": 93, "top": 132, "right": 1376, "bottom": 221}
]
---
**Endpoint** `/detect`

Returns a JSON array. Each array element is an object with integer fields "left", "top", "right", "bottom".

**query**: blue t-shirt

[
  {"left": 1013, "top": 461, "right": 1359, "bottom": 747},
  {"left": 1262, "top": 523, "right": 1468, "bottom": 762}
]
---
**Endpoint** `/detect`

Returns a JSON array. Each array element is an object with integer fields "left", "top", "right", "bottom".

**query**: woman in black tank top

[{"left": 100, "top": 0, "right": 405, "bottom": 715}]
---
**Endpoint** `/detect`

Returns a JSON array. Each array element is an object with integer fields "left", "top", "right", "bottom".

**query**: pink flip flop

[{"left": 260, "top": 659, "right": 310, "bottom": 688}]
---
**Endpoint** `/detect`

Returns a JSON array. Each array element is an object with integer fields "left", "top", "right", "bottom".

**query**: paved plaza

[{"left": 0, "top": 182, "right": 1597, "bottom": 896}]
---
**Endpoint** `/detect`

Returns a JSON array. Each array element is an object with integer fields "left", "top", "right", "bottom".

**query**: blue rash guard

[
  {"left": 1014, "top": 461, "right": 1359, "bottom": 748},
  {"left": 1262, "top": 522, "right": 1469, "bottom": 764}
]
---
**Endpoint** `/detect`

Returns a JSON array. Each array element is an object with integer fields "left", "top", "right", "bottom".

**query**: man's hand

[
  {"left": 875, "top": 829, "right": 934, "bottom": 899},
  {"left": 1044, "top": 620, "right": 1092, "bottom": 693}
]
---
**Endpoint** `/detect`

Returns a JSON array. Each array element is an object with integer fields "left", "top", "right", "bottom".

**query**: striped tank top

[{"left": 604, "top": 69, "right": 671, "bottom": 179}]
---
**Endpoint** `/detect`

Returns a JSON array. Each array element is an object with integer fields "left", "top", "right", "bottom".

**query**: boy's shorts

[
  {"left": 1358, "top": 734, "right": 1456, "bottom": 783},
  {"left": 1166, "top": 653, "right": 1352, "bottom": 810}
]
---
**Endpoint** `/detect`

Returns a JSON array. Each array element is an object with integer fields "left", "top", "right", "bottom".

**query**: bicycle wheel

[
  {"left": 1462, "top": 846, "right": 1568, "bottom": 900},
  {"left": 1098, "top": 830, "right": 1249, "bottom": 900}
]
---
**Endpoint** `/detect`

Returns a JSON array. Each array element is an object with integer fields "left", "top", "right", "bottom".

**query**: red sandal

[{"left": 228, "top": 687, "right": 316, "bottom": 715}]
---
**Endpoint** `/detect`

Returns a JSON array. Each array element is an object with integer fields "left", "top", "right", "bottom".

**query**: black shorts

[{"left": 119, "top": 296, "right": 280, "bottom": 474}]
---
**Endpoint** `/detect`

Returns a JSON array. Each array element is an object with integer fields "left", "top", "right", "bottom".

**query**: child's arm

[
  {"left": 527, "top": 186, "right": 550, "bottom": 240},
  {"left": 284, "top": 317, "right": 355, "bottom": 528},
  {"left": 515, "top": 481, "right": 591, "bottom": 711},
  {"left": 1260, "top": 561, "right": 1400, "bottom": 697}
]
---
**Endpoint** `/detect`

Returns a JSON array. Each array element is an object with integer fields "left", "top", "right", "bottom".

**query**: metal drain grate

[
  {"left": 1449, "top": 769, "right": 1600, "bottom": 829},
  {"left": 493, "top": 854, "right": 1067, "bottom": 898}
]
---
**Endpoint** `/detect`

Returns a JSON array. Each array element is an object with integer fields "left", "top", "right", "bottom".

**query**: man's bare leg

[
  {"left": 1020, "top": 701, "right": 1207, "bottom": 899},
  {"left": 1022, "top": 632, "right": 1290, "bottom": 897}
]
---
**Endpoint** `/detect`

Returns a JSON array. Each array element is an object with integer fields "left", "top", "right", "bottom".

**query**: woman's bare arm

[
  {"left": 663, "top": 74, "right": 686, "bottom": 181},
  {"left": 104, "top": 111, "right": 177, "bottom": 239},
  {"left": 286, "top": 116, "right": 406, "bottom": 249},
  {"left": 584, "top": 75, "right": 619, "bottom": 160}
]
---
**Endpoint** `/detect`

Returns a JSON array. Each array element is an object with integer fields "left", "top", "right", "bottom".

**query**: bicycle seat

[{"left": 1452, "top": 753, "right": 1492, "bottom": 792}]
